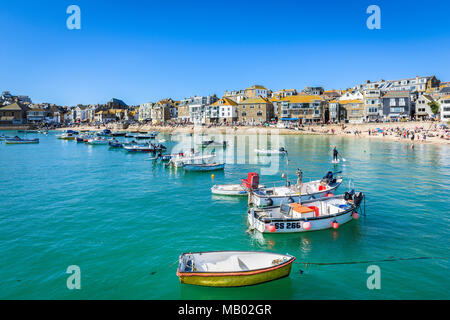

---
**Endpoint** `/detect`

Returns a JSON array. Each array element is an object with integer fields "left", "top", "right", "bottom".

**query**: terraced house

[
  {"left": 237, "top": 97, "right": 274, "bottom": 125},
  {"left": 210, "top": 97, "right": 238, "bottom": 124},
  {"left": 279, "top": 95, "right": 325, "bottom": 124},
  {"left": 339, "top": 100, "right": 364, "bottom": 124},
  {"left": 381, "top": 91, "right": 413, "bottom": 120},
  {"left": 439, "top": 95, "right": 450, "bottom": 121}
]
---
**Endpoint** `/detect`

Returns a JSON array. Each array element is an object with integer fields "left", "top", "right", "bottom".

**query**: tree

[{"left": 427, "top": 101, "right": 440, "bottom": 116}]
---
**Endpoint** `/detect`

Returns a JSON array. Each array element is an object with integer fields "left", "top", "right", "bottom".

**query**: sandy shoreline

[{"left": 55, "top": 121, "right": 450, "bottom": 146}]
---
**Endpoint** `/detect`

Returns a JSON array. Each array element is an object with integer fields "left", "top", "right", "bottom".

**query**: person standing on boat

[
  {"left": 333, "top": 146, "right": 339, "bottom": 162},
  {"left": 296, "top": 169, "right": 303, "bottom": 196}
]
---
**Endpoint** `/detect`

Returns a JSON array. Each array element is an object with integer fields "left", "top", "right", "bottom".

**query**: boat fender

[
  {"left": 287, "top": 197, "right": 294, "bottom": 203},
  {"left": 265, "top": 224, "right": 276, "bottom": 233},
  {"left": 331, "top": 220, "right": 339, "bottom": 229},
  {"left": 265, "top": 198, "right": 273, "bottom": 207},
  {"left": 344, "top": 192, "right": 351, "bottom": 201},
  {"left": 352, "top": 212, "right": 360, "bottom": 220},
  {"left": 302, "top": 220, "right": 312, "bottom": 230}
]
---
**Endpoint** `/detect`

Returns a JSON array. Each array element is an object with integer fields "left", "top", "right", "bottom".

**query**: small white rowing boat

[
  {"left": 177, "top": 251, "right": 295, "bottom": 287},
  {"left": 255, "top": 147, "right": 287, "bottom": 155},
  {"left": 211, "top": 183, "right": 266, "bottom": 196}
]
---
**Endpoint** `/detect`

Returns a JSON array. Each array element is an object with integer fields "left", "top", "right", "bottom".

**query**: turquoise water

[{"left": 0, "top": 131, "right": 449, "bottom": 299}]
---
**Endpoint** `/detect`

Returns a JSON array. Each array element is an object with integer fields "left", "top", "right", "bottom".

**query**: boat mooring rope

[
  {"left": 295, "top": 256, "right": 449, "bottom": 273},
  {"left": 150, "top": 258, "right": 179, "bottom": 276}
]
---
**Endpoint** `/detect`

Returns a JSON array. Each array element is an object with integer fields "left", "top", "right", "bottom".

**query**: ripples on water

[{"left": 0, "top": 132, "right": 449, "bottom": 299}]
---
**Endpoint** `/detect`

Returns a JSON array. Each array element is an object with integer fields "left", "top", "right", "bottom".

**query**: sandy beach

[{"left": 58, "top": 121, "right": 450, "bottom": 146}]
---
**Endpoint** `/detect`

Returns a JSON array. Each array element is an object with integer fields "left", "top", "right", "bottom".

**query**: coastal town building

[
  {"left": 438, "top": 95, "right": 450, "bottom": 121},
  {"left": 279, "top": 95, "right": 324, "bottom": 124},
  {"left": 26, "top": 107, "right": 46, "bottom": 123},
  {"left": 381, "top": 91, "right": 413, "bottom": 120},
  {"left": 339, "top": 100, "right": 364, "bottom": 124},
  {"left": 237, "top": 97, "right": 274, "bottom": 125},
  {"left": 210, "top": 97, "right": 238, "bottom": 124},
  {"left": 187, "top": 95, "right": 218, "bottom": 125},
  {"left": 271, "top": 89, "right": 297, "bottom": 99},
  {"left": 176, "top": 99, "right": 190, "bottom": 123},
  {"left": 223, "top": 90, "right": 246, "bottom": 103},
  {"left": 415, "top": 95, "right": 435, "bottom": 120},
  {"left": 322, "top": 90, "right": 341, "bottom": 101},
  {"left": 328, "top": 100, "right": 340, "bottom": 123},
  {"left": 0, "top": 102, "right": 28, "bottom": 124},
  {"left": 303, "top": 86, "right": 324, "bottom": 96},
  {"left": 151, "top": 98, "right": 177, "bottom": 124},
  {"left": 138, "top": 103, "right": 154, "bottom": 122},
  {"left": 363, "top": 89, "right": 383, "bottom": 121},
  {"left": 244, "top": 85, "right": 269, "bottom": 99},
  {"left": 354, "top": 76, "right": 441, "bottom": 94}
]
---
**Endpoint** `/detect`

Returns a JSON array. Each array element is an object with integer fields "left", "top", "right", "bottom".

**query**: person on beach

[{"left": 333, "top": 146, "right": 339, "bottom": 162}]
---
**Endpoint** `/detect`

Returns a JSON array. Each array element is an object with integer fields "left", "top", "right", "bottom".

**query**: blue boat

[{"left": 108, "top": 140, "right": 123, "bottom": 148}]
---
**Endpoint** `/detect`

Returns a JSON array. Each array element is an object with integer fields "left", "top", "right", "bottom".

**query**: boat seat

[{"left": 202, "top": 256, "right": 250, "bottom": 272}]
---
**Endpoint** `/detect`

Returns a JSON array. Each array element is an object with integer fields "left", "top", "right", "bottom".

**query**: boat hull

[
  {"left": 183, "top": 163, "right": 225, "bottom": 172},
  {"left": 6, "top": 139, "right": 39, "bottom": 144},
  {"left": 248, "top": 208, "right": 354, "bottom": 233}
]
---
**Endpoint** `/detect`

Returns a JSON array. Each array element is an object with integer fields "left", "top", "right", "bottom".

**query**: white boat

[
  {"left": 169, "top": 151, "right": 215, "bottom": 168},
  {"left": 177, "top": 251, "right": 295, "bottom": 287},
  {"left": 86, "top": 137, "right": 108, "bottom": 145},
  {"left": 255, "top": 147, "right": 287, "bottom": 155},
  {"left": 248, "top": 171, "right": 343, "bottom": 207},
  {"left": 183, "top": 163, "right": 225, "bottom": 172},
  {"left": 211, "top": 183, "right": 266, "bottom": 196},
  {"left": 56, "top": 133, "right": 75, "bottom": 140},
  {"left": 248, "top": 192, "right": 364, "bottom": 233}
]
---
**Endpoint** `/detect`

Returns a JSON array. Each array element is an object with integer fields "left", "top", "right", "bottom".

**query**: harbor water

[{"left": 0, "top": 131, "right": 449, "bottom": 299}]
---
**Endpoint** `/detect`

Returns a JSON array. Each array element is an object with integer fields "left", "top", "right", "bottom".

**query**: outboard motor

[
  {"left": 321, "top": 171, "right": 333, "bottom": 184},
  {"left": 353, "top": 192, "right": 364, "bottom": 206},
  {"left": 344, "top": 192, "right": 351, "bottom": 201},
  {"left": 266, "top": 198, "right": 273, "bottom": 206}
]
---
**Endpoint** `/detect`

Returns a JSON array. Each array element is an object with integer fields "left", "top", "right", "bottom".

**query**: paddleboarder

[{"left": 333, "top": 146, "right": 339, "bottom": 162}]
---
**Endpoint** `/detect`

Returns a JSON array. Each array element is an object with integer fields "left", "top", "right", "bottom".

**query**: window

[{"left": 242, "top": 112, "right": 246, "bottom": 116}]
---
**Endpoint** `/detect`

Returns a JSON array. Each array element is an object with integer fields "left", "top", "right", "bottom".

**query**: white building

[
  {"left": 210, "top": 97, "right": 238, "bottom": 123},
  {"left": 439, "top": 95, "right": 450, "bottom": 121},
  {"left": 139, "top": 102, "right": 154, "bottom": 121},
  {"left": 415, "top": 95, "right": 435, "bottom": 120}
]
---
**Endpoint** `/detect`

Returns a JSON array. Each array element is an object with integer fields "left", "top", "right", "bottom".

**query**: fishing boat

[
  {"left": 5, "top": 136, "right": 40, "bottom": 144},
  {"left": 123, "top": 143, "right": 156, "bottom": 152},
  {"left": 199, "top": 140, "right": 227, "bottom": 148},
  {"left": 183, "top": 163, "right": 225, "bottom": 172},
  {"left": 248, "top": 171, "right": 343, "bottom": 207},
  {"left": 110, "top": 131, "right": 127, "bottom": 137},
  {"left": 108, "top": 139, "right": 123, "bottom": 147},
  {"left": 86, "top": 137, "right": 108, "bottom": 145},
  {"left": 247, "top": 191, "right": 364, "bottom": 233},
  {"left": 135, "top": 133, "right": 157, "bottom": 139},
  {"left": 56, "top": 132, "right": 76, "bottom": 140},
  {"left": 176, "top": 251, "right": 295, "bottom": 287},
  {"left": 168, "top": 151, "right": 215, "bottom": 168},
  {"left": 255, "top": 147, "right": 287, "bottom": 155}
]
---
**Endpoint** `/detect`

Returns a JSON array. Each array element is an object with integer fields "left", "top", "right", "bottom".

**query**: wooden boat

[
  {"left": 183, "top": 163, "right": 225, "bottom": 172},
  {"left": 255, "top": 147, "right": 287, "bottom": 155},
  {"left": 5, "top": 136, "right": 39, "bottom": 144},
  {"left": 249, "top": 171, "right": 343, "bottom": 207},
  {"left": 199, "top": 140, "right": 227, "bottom": 148},
  {"left": 247, "top": 192, "right": 364, "bottom": 233},
  {"left": 176, "top": 251, "right": 295, "bottom": 287}
]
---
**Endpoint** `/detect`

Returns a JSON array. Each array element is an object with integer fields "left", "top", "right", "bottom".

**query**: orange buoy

[
  {"left": 332, "top": 220, "right": 339, "bottom": 229},
  {"left": 302, "top": 221, "right": 311, "bottom": 230}
]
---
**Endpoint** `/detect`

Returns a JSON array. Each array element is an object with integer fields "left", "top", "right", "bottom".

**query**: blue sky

[{"left": 0, "top": 0, "right": 449, "bottom": 106}]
